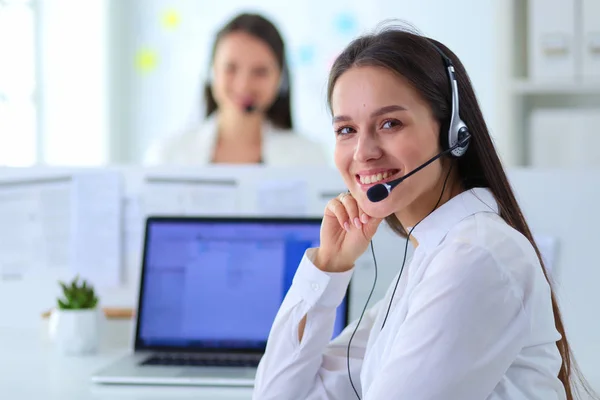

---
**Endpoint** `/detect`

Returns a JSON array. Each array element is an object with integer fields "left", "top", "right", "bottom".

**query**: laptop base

[{"left": 92, "top": 353, "right": 256, "bottom": 387}]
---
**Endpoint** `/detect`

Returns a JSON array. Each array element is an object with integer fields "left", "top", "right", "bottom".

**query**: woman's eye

[
  {"left": 225, "top": 63, "right": 237, "bottom": 73},
  {"left": 253, "top": 67, "right": 269, "bottom": 78},
  {"left": 382, "top": 119, "right": 402, "bottom": 129},
  {"left": 336, "top": 126, "right": 355, "bottom": 135}
]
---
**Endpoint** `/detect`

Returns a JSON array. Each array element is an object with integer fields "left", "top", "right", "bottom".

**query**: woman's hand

[{"left": 314, "top": 192, "right": 383, "bottom": 272}]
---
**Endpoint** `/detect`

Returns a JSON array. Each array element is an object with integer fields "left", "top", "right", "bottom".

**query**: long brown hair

[
  {"left": 203, "top": 13, "right": 293, "bottom": 130},
  {"left": 326, "top": 23, "right": 596, "bottom": 399}
]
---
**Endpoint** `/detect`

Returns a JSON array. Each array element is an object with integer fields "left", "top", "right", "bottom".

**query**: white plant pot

[{"left": 49, "top": 308, "right": 102, "bottom": 355}]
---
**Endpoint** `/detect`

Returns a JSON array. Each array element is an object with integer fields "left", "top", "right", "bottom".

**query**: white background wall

[
  {"left": 105, "top": 0, "right": 502, "bottom": 164},
  {"left": 38, "top": 0, "right": 110, "bottom": 165},
  {"left": 0, "top": 0, "right": 512, "bottom": 169},
  {"left": 32, "top": 1, "right": 600, "bottom": 169}
]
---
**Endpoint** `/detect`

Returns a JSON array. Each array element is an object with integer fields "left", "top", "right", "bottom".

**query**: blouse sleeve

[{"left": 253, "top": 248, "right": 380, "bottom": 400}]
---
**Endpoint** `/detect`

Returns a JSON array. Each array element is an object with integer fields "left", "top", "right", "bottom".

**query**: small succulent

[{"left": 57, "top": 275, "right": 99, "bottom": 310}]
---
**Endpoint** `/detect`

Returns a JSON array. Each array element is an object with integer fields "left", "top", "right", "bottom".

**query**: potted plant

[{"left": 49, "top": 275, "right": 102, "bottom": 355}]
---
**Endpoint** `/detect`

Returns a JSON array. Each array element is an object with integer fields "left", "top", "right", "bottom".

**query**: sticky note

[
  {"left": 293, "top": 44, "right": 315, "bottom": 67},
  {"left": 300, "top": 45, "right": 315, "bottom": 62},
  {"left": 333, "top": 12, "right": 358, "bottom": 36},
  {"left": 161, "top": 9, "right": 180, "bottom": 30},
  {"left": 135, "top": 48, "right": 158, "bottom": 73}
]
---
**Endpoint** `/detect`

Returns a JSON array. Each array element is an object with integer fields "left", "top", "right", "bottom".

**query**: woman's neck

[
  {"left": 217, "top": 109, "right": 264, "bottom": 144},
  {"left": 396, "top": 168, "right": 464, "bottom": 247}
]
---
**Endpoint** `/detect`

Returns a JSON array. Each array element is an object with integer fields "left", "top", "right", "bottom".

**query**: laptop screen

[{"left": 135, "top": 217, "right": 349, "bottom": 352}]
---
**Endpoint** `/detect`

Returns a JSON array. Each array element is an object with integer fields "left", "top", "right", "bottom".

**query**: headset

[
  {"left": 366, "top": 41, "right": 471, "bottom": 203},
  {"left": 346, "top": 39, "right": 471, "bottom": 399}
]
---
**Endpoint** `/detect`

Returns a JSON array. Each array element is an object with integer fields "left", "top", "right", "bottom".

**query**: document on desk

[
  {"left": 123, "top": 193, "right": 144, "bottom": 267},
  {"left": 142, "top": 176, "right": 239, "bottom": 216},
  {"left": 0, "top": 173, "right": 122, "bottom": 286},
  {"left": 0, "top": 176, "right": 72, "bottom": 279},
  {"left": 0, "top": 184, "right": 40, "bottom": 279},
  {"left": 257, "top": 179, "right": 309, "bottom": 216},
  {"left": 70, "top": 171, "right": 123, "bottom": 288}
]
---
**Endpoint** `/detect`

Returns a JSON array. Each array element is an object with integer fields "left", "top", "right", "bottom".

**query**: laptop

[{"left": 92, "top": 216, "right": 349, "bottom": 387}]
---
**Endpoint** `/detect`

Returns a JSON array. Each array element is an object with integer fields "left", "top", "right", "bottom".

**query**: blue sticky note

[
  {"left": 298, "top": 45, "right": 315, "bottom": 65},
  {"left": 290, "top": 44, "right": 315, "bottom": 67},
  {"left": 334, "top": 12, "right": 358, "bottom": 36}
]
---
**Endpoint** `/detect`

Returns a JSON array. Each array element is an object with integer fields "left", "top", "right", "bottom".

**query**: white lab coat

[
  {"left": 143, "top": 114, "right": 330, "bottom": 166},
  {"left": 253, "top": 187, "right": 566, "bottom": 400}
]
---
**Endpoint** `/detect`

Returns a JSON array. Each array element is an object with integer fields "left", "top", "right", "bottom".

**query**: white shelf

[
  {"left": 502, "top": 0, "right": 600, "bottom": 166},
  {"left": 511, "top": 79, "right": 600, "bottom": 95}
]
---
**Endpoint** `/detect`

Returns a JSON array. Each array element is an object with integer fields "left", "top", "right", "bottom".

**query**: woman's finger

[
  {"left": 340, "top": 192, "right": 361, "bottom": 229},
  {"left": 327, "top": 198, "right": 350, "bottom": 231}
]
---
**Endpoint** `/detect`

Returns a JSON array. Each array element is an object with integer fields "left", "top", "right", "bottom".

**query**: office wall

[
  {"left": 507, "top": 169, "right": 600, "bottom": 393},
  {"left": 112, "top": 0, "right": 501, "bottom": 164},
  {"left": 38, "top": 0, "right": 110, "bottom": 165},
  {"left": 33, "top": 0, "right": 506, "bottom": 166}
]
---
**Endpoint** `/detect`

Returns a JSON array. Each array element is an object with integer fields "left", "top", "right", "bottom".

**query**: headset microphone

[
  {"left": 366, "top": 152, "right": 444, "bottom": 203},
  {"left": 366, "top": 131, "right": 470, "bottom": 203}
]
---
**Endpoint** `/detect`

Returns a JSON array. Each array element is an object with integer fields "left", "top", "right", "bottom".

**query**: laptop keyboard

[{"left": 140, "top": 353, "right": 261, "bottom": 368}]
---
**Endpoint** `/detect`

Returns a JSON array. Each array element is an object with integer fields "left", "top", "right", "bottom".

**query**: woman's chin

[{"left": 357, "top": 198, "right": 396, "bottom": 220}]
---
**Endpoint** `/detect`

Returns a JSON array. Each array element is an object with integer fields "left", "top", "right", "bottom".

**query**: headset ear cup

[
  {"left": 442, "top": 124, "right": 470, "bottom": 158},
  {"left": 459, "top": 127, "right": 470, "bottom": 147},
  {"left": 451, "top": 126, "right": 470, "bottom": 158}
]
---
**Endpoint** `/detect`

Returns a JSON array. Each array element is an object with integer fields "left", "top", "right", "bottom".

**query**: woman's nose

[
  {"left": 354, "top": 132, "right": 383, "bottom": 162},
  {"left": 233, "top": 71, "right": 253, "bottom": 93}
]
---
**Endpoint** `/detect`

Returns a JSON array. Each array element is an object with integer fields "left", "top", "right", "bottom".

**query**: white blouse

[
  {"left": 253, "top": 187, "right": 566, "bottom": 400},
  {"left": 142, "top": 114, "right": 330, "bottom": 167}
]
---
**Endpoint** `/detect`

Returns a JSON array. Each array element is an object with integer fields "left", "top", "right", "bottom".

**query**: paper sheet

[
  {"left": 142, "top": 177, "right": 239, "bottom": 216},
  {"left": 257, "top": 179, "right": 309, "bottom": 216},
  {"left": 37, "top": 178, "right": 73, "bottom": 269},
  {"left": 534, "top": 234, "right": 558, "bottom": 274},
  {"left": 0, "top": 187, "right": 38, "bottom": 279},
  {"left": 0, "top": 172, "right": 123, "bottom": 286},
  {"left": 123, "top": 193, "right": 145, "bottom": 268},
  {"left": 70, "top": 171, "right": 123, "bottom": 287},
  {"left": 0, "top": 176, "right": 72, "bottom": 279}
]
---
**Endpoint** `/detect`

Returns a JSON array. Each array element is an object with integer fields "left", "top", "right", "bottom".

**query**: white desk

[
  {"left": 4, "top": 320, "right": 598, "bottom": 399},
  {"left": 0, "top": 325, "right": 254, "bottom": 400}
]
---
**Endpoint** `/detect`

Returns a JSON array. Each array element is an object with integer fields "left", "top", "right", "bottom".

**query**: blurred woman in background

[{"left": 144, "top": 12, "right": 328, "bottom": 166}]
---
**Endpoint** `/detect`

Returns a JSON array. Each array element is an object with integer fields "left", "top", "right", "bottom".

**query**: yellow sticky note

[
  {"left": 135, "top": 48, "right": 158, "bottom": 73},
  {"left": 161, "top": 9, "right": 180, "bottom": 30}
]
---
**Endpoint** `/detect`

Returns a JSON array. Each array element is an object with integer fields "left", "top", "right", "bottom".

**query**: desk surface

[
  {"left": 0, "top": 325, "right": 254, "bottom": 400},
  {"left": 5, "top": 323, "right": 599, "bottom": 400}
]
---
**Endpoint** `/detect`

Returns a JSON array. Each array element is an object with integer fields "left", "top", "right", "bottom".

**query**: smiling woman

[
  {"left": 143, "top": 13, "right": 328, "bottom": 167},
  {"left": 330, "top": 65, "right": 459, "bottom": 228},
  {"left": 252, "top": 22, "right": 598, "bottom": 400}
]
